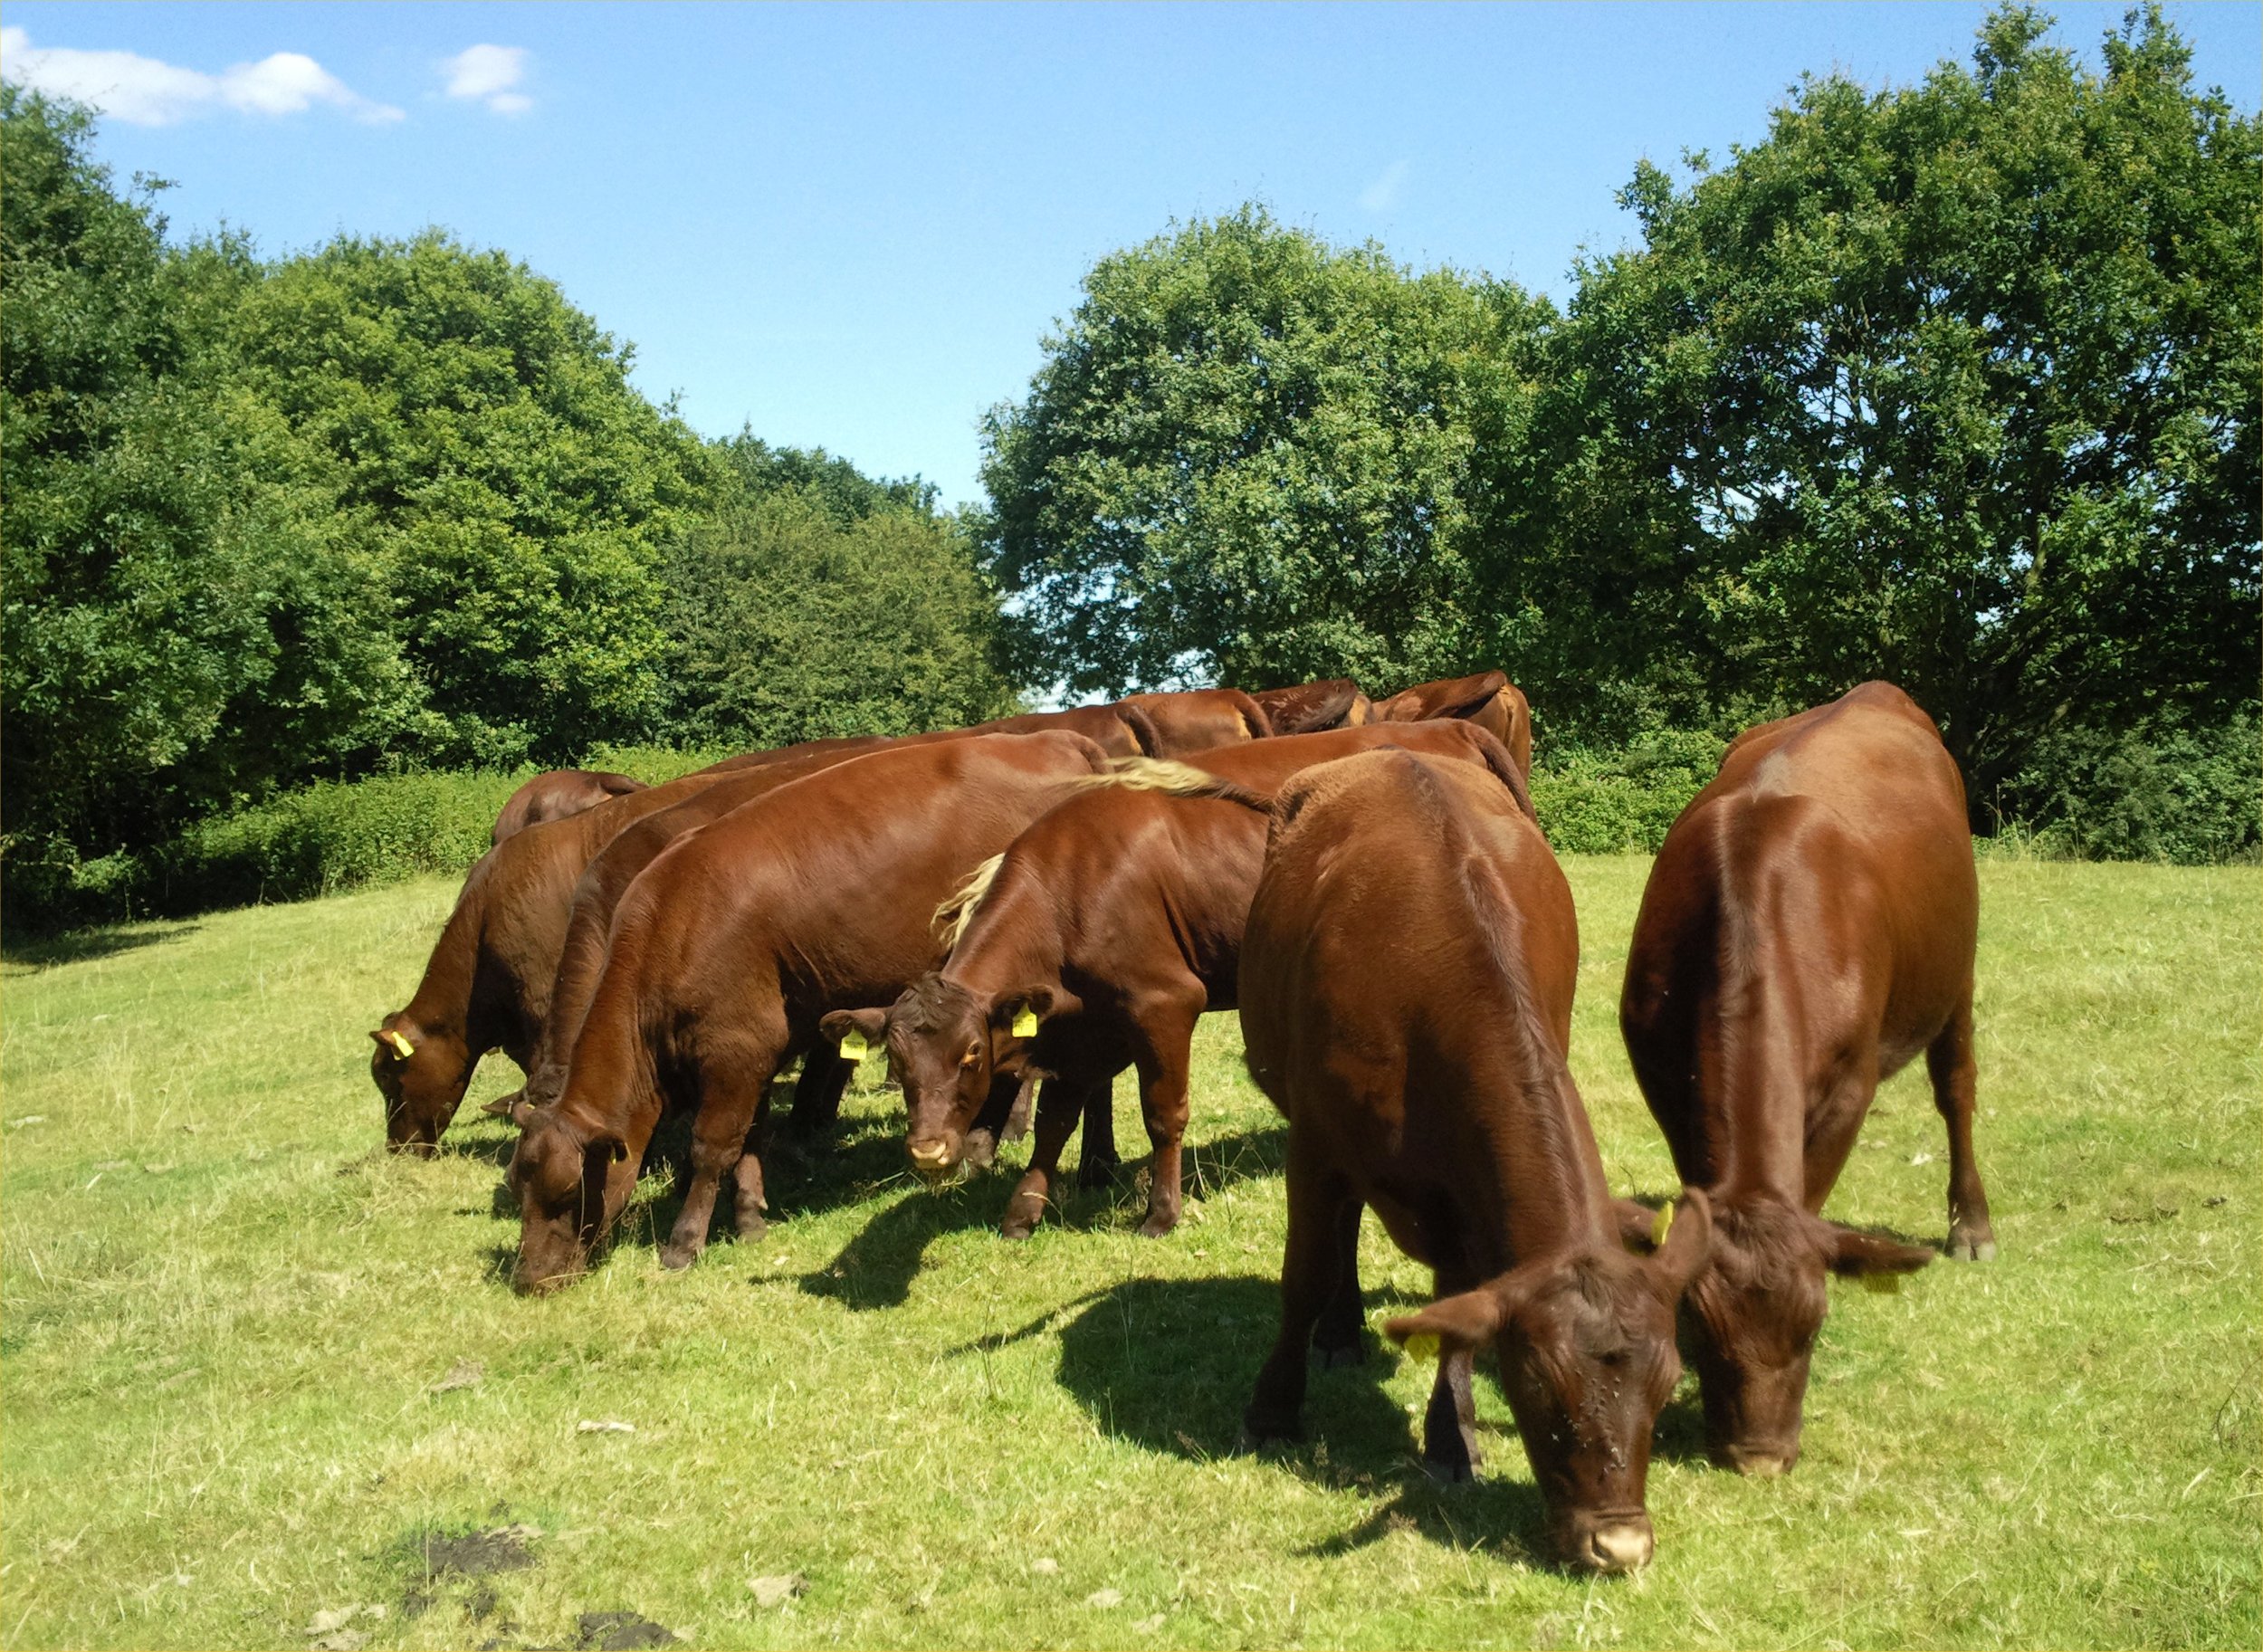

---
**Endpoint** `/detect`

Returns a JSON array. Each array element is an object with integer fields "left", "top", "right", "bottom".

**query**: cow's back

[{"left": 1241, "top": 751, "right": 1577, "bottom": 1213}]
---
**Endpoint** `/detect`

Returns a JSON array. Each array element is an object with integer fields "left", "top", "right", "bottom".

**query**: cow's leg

[
  {"left": 1077, "top": 1076, "right": 1122, "bottom": 1189},
  {"left": 1929, "top": 989, "right": 1996, "bottom": 1261},
  {"left": 1130, "top": 995, "right": 1203, "bottom": 1237},
  {"left": 1416, "top": 1265, "right": 1485, "bottom": 1480},
  {"left": 1243, "top": 1148, "right": 1353, "bottom": 1445},
  {"left": 1421, "top": 1346, "right": 1484, "bottom": 1482},
  {"left": 1312, "top": 1199, "right": 1366, "bottom": 1368},
  {"left": 660, "top": 1043, "right": 779, "bottom": 1270},
  {"left": 1000, "top": 1076, "right": 1091, "bottom": 1239},
  {"left": 962, "top": 1070, "right": 1023, "bottom": 1171},
  {"left": 784, "top": 1050, "right": 851, "bottom": 1145}
]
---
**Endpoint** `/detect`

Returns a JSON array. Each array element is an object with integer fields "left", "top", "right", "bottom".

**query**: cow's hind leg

[
  {"left": 660, "top": 1043, "right": 780, "bottom": 1271},
  {"left": 1243, "top": 1148, "right": 1355, "bottom": 1445},
  {"left": 1421, "top": 1350, "right": 1483, "bottom": 1482},
  {"left": 1077, "top": 1078, "right": 1122, "bottom": 1189},
  {"left": 1312, "top": 1199, "right": 1366, "bottom": 1368},
  {"left": 1929, "top": 990, "right": 1995, "bottom": 1261}
]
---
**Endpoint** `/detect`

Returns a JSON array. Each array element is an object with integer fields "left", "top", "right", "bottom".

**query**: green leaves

[{"left": 979, "top": 205, "right": 1543, "bottom": 695}]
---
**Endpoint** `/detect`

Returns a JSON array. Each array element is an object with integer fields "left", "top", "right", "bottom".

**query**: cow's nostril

[
  {"left": 1720, "top": 1444, "right": 1796, "bottom": 1478},
  {"left": 908, "top": 1140, "right": 952, "bottom": 1171}
]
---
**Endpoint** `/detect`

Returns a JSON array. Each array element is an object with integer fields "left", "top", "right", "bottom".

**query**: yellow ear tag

[
  {"left": 1861, "top": 1270, "right": 1902, "bottom": 1294},
  {"left": 1651, "top": 1202, "right": 1675, "bottom": 1247},
  {"left": 1012, "top": 1006, "right": 1039, "bottom": 1038},
  {"left": 384, "top": 1030, "right": 415, "bottom": 1061},
  {"left": 838, "top": 1028, "right": 871, "bottom": 1061},
  {"left": 1401, "top": 1331, "right": 1441, "bottom": 1363}
]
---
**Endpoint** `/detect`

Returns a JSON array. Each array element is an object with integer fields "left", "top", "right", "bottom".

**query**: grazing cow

[
  {"left": 1250, "top": 679, "right": 1372, "bottom": 735},
  {"left": 1121, "top": 690, "right": 1272, "bottom": 754},
  {"left": 1618, "top": 681, "right": 1989, "bottom": 1476},
  {"left": 507, "top": 731, "right": 1114, "bottom": 1293},
  {"left": 822, "top": 721, "right": 1534, "bottom": 1239},
  {"left": 492, "top": 770, "right": 648, "bottom": 844},
  {"left": 1237, "top": 749, "right": 1711, "bottom": 1574},
  {"left": 1373, "top": 671, "right": 1533, "bottom": 782},
  {"left": 369, "top": 766, "right": 745, "bottom": 1153}
]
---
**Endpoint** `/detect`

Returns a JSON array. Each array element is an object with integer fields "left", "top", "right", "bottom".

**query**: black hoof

[
  {"left": 1076, "top": 1154, "right": 1122, "bottom": 1190},
  {"left": 1421, "top": 1456, "right": 1475, "bottom": 1485},
  {"left": 1239, "top": 1408, "right": 1303, "bottom": 1448},
  {"left": 1313, "top": 1340, "right": 1366, "bottom": 1370}
]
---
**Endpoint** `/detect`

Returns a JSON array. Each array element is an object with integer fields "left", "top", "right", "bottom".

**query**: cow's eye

[{"left": 960, "top": 1042, "right": 982, "bottom": 1067}]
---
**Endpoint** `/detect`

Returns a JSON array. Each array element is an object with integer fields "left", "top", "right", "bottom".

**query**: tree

[
  {"left": 1499, "top": 4, "right": 2260, "bottom": 780},
  {"left": 223, "top": 231, "right": 712, "bottom": 768},
  {"left": 978, "top": 205, "right": 1547, "bottom": 696},
  {"left": 662, "top": 485, "right": 1017, "bottom": 749},
  {"left": 1, "top": 89, "right": 409, "bottom": 906}
]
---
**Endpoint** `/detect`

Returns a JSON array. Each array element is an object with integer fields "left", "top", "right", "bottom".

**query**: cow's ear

[
  {"left": 988, "top": 985, "right": 1055, "bottom": 1034},
  {"left": 1825, "top": 1224, "right": 1934, "bottom": 1279},
  {"left": 1647, "top": 1188, "right": 1714, "bottom": 1297},
  {"left": 1385, "top": 1265, "right": 1544, "bottom": 1359},
  {"left": 371, "top": 1027, "right": 415, "bottom": 1061},
  {"left": 582, "top": 1129, "right": 630, "bottom": 1166},
  {"left": 509, "top": 1098, "right": 541, "bottom": 1131},
  {"left": 1614, "top": 1197, "right": 1663, "bottom": 1253},
  {"left": 819, "top": 1008, "right": 887, "bottom": 1055}
]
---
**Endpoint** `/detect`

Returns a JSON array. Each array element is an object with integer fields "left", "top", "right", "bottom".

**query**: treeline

[
  {"left": 5, "top": 5, "right": 2257, "bottom": 930},
  {"left": 1, "top": 89, "right": 1014, "bottom": 925},
  {"left": 980, "top": 5, "right": 2258, "bottom": 845}
]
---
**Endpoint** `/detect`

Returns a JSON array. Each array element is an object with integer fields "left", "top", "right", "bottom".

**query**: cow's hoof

[
  {"left": 658, "top": 1242, "right": 702, "bottom": 1272},
  {"left": 1421, "top": 1456, "right": 1475, "bottom": 1485},
  {"left": 1313, "top": 1340, "right": 1366, "bottom": 1370},
  {"left": 962, "top": 1130, "right": 999, "bottom": 1171},
  {"left": 1136, "top": 1212, "right": 1179, "bottom": 1239},
  {"left": 999, "top": 1217, "right": 1036, "bottom": 1242},
  {"left": 1076, "top": 1155, "right": 1122, "bottom": 1190},
  {"left": 735, "top": 1215, "right": 769, "bottom": 1243},
  {"left": 1946, "top": 1229, "right": 1997, "bottom": 1262}
]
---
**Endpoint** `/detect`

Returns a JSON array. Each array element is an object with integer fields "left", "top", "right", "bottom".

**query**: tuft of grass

[{"left": 2, "top": 858, "right": 2256, "bottom": 1649}]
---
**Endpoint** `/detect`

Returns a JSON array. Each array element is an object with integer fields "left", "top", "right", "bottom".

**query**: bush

[
  {"left": 1991, "top": 713, "right": 2260, "bottom": 865},
  {"left": 1530, "top": 729, "right": 1728, "bottom": 855}
]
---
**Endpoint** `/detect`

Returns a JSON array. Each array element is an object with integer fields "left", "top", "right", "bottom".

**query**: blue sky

[{"left": 6, "top": 2, "right": 2257, "bottom": 509}]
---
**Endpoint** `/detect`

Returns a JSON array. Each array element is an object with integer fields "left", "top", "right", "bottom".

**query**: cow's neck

[
  {"left": 1703, "top": 921, "right": 1815, "bottom": 1206},
  {"left": 943, "top": 869, "right": 1066, "bottom": 1003},
  {"left": 1484, "top": 1031, "right": 1618, "bottom": 1264}
]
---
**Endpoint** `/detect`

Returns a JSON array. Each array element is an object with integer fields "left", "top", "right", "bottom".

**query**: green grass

[{"left": 3, "top": 858, "right": 2256, "bottom": 1649}]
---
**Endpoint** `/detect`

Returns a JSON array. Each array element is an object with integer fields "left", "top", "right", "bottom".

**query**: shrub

[
  {"left": 1991, "top": 713, "right": 2260, "bottom": 865},
  {"left": 1530, "top": 729, "right": 1728, "bottom": 855}
]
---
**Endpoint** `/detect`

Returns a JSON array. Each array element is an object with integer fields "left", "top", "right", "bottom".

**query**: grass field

[{"left": 3, "top": 856, "right": 2257, "bottom": 1650}]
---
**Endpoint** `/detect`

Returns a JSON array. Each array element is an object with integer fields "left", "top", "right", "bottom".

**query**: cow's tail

[
  {"left": 1080, "top": 757, "right": 1274, "bottom": 814},
  {"left": 934, "top": 854, "right": 1007, "bottom": 951},
  {"left": 1421, "top": 723, "right": 1538, "bottom": 825},
  {"left": 1220, "top": 687, "right": 1275, "bottom": 740},
  {"left": 1114, "top": 702, "right": 1165, "bottom": 757}
]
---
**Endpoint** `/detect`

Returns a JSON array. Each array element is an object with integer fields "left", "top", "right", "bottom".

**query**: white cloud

[
  {"left": 1359, "top": 159, "right": 1410, "bottom": 213},
  {"left": 0, "top": 26, "right": 402, "bottom": 125},
  {"left": 439, "top": 44, "right": 530, "bottom": 114}
]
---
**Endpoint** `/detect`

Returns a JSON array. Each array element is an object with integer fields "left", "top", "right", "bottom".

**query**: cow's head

[
  {"left": 368, "top": 1015, "right": 472, "bottom": 1155},
  {"left": 1387, "top": 1189, "right": 1714, "bottom": 1573},
  {"left": 1665, "top": 1192, "right": 1933, "bottom": 1474},
  {"left": 821, "top": 979, "right": 1052, "bottom": 1179},
  {"left": 504, "top": 1104, "right": 624, "bottom": 1294}
]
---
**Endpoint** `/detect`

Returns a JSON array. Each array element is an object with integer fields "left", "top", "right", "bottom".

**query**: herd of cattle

[{"left": 370, "top": 671, "right": 1995, "bottom": 1575}]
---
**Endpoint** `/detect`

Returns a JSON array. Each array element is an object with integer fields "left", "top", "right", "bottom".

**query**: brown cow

[
  {"left": 1249, "top": 679, "right": 1372, "bottom": 735},
  {"left": 1121, "top": 689, "right": 1271, "bottom": 754},
  {"left": 506, "top": 731, "right": 1115, "bottom": 1292},
  {"left": 822, "top": 721, "right": 1534, "bottom": 1240},
  {"left": 492, "top": 770, "right": 648, "bottom": 844},
  {"left": 369, "top": 764, "right": 754, "bottom": 1153},
  {"left": 1373, "top": 671, "right": 1533, "bottom": 781},
  {"left": 1237, "top": 749, "right": 1711, "bottom": 1573},
  {"left": 1618, "top": 681, "right": 1989, "bottom": 1476}
]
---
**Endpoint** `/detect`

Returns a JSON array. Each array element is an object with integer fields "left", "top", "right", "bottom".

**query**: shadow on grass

[
  {"left": 795, "top": 1122, "right": 1293, "bottom": 1313},
  {"left": 1, "top": 920, "right": 200, "bottom": 972},
  {"left": 1038, "top": 1272, "right": 1553, "bottom": 1564}
]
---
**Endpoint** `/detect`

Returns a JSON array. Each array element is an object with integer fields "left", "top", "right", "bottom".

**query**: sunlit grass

[{"left": 3, "top": 858, "right": 2256, "bottom": 1648}]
